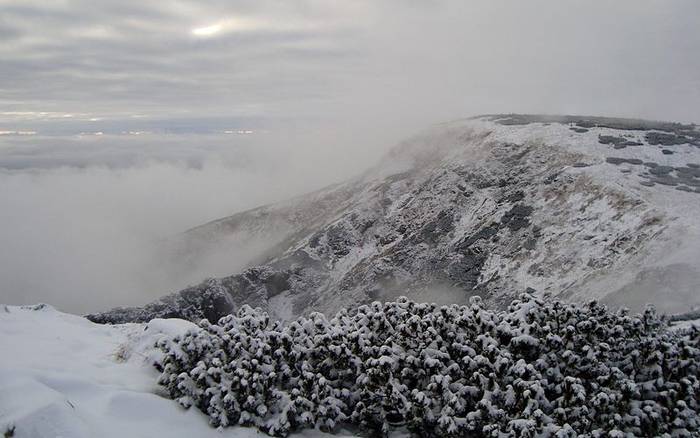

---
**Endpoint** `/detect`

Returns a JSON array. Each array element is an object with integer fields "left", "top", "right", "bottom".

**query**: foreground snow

[{"left": 0, "top": 304, "right": 354, "bottom": 438}]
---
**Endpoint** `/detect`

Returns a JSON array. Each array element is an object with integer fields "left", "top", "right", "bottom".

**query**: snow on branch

[{"left": 154, "top": 294, "right": 700, "bottom": 437}]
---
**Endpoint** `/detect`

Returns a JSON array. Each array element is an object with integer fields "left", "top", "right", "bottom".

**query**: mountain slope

[{"left": 88, "top": 115, "right": 700, "bottom": 323}]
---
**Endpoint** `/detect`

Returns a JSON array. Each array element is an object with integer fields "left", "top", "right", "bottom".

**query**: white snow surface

[{"left": 0, "top": 304, "right": 353, "bottom": 438}]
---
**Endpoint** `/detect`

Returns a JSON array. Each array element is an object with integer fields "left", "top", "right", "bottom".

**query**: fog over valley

[{"left": 1, "top": 0, "right": 700, "bottom": 313}]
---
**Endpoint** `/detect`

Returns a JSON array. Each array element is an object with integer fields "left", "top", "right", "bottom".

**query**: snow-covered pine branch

[{"left": 155, "top": 294, "right": 700, "bottom": 437}]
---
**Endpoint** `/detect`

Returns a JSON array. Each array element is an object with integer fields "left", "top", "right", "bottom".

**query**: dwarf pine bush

[{"left": 155, "top": 294, "right": 700, "bottom": 437}]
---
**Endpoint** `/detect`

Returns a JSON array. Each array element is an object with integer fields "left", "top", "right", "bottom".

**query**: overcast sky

[
  {"left": 1, "top": 0, "right": 700, "bottom": 313},
  {"left": 1, "top": 0, "right": 700, "bottom": 131}
]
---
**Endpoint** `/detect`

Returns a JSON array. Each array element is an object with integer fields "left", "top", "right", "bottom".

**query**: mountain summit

[{"left": 88, "top": 115, "right": 700, "bottom": 324}]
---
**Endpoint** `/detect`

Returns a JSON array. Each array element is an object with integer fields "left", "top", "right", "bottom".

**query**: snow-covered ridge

[
  {"left": 88, "top": 115, "right": 700, "bottom": 324},
  {"left": 0, "top": 304, "right": 347, "bottom": 438}
]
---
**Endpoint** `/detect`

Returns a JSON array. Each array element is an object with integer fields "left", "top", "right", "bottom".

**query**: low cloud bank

[{"left": 0, "top": 126, "right": 391, "bottom": 313}]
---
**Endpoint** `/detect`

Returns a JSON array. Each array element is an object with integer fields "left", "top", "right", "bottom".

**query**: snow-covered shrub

[{"left": 155, "top": 294, "right": 700, "bottom": 437}]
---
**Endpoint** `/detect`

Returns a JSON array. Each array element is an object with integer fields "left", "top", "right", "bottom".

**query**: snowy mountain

[{"left": 88, "top": 115, "right": 700, "bottom": 324}]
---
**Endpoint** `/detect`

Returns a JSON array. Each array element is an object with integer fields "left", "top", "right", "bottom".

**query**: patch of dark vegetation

[
  {"left": 637, "top": 164, "right": 700, "bottom": 192},
  {"left": 646, "top": 176, "right": 679, "bottom": 186},
  {"left": 606, "top": 157, "right": 643, "bottom": 166},
  {"left": 482, "top": 114, "right": 698, "bottom": 135},
  {"left": 648, "top": 165, "right": 674, "bottom": 176},
  {"left": 155, "top": 295, "right": 700, "bottom": 437},
  {"left": 501, "top": 204, "right": 534, "bottom": 231},
  {"left": 678, "top": 176, "right": 700, "bottom": 187},
  {"left": 646, "top": 131, "right": 692, "bottom": 146},
  {"left": 523, "top": 237, "right": 537, "bottom": 250},
  {"left": 676, "top": 166, "right": 700, "bottom": 177},
  {"left": 598, "top": 135, "right": 643, "bottom": 148}
]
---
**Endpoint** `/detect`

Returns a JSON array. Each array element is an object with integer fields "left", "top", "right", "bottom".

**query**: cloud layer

[
  {"left": 1, "top": 0, "right": 699, "bottom": 127},
  {"left": 0, "top": 127, "right": 388, "bottom": 313},
  {"left": 1, "top": 0, "right": 700, "bottom": 312}
]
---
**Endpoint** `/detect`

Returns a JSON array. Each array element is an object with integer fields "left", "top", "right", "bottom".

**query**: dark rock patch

[
  {"left": 483, "top": 114, "right": 698, "bottom": 134},
  {"left": 598, "top": 135, "right": 643, "bottom": 148},
  {"left": 648, "top": 176, "right": 679, "bottom": 186},
  {"left": 86, "top": 278, "right": 237, "bottom": 324},
  {"left": 676, "top": 166, "right": 700, "bottom": 178},
  {"left": 662, "top": 149, "right": 674, "bottom": 155},
  {"left": 501, "top": 204, "right": 534, "bottom": 231},
  {"left": 420, "top": 210, "right": 455, "bottom": 244},
  {"left": 523, "top": 238, "right": 537, "bottom": 250},
  {"left": 676, "top": 186, "right": 694, "bottom": 193},
  {"left": 572, "top": 162, "right": 590, "bottom": 168},
  {"left": 264, "top": 272, "right": 292, "bottom": 296},
  {"left": 543, "top": 172, "right": 560, "bottom": 184},
  {"left": 501, "top": 190, "right": 525, "bottom": 203},
  {"left": 678, "top": 177, "right": 700, "bottom": 187},
  {"left": 448, "top": 247, "right": 488, "bottom": 289},
  {"left": 606, "top": 157, "right": 643, "bottom": 166},
  {"left": 456, "top": 223, "right": 500, "bottom": 250},
  {"left": 648, "top": 165, "right": 674, "bottom": 176},
  {"left": 326, "top": 225, "right": 354, "bottom": 257},
  {"left": 640, "top": 181, "right": 655, "bottom": 187},
  {"left": 645, "top": 131, "right": 689, "bottom": 146},
  {"left": 570, "top": 127, "right": 589, "bottom": 133}
]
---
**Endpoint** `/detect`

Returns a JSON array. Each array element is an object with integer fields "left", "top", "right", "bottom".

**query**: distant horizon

[{"left": 2, "top": 0, "right": 700, "bottom": 314}]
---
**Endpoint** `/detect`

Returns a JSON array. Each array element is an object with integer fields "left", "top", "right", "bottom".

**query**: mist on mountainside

[{"left": 1, "top": 0, "right": 700, "bottom": 314}]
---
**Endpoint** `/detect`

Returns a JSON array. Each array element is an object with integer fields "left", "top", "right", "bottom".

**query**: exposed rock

[
  {"left": 598, "top": 135, "right": 643, "bottom": 148},
  {"left": 606, "top": 157, "right": 644, "bottom": 166},
  {"left": 500, "top": 204, "right": 534, "bottom": 231},
  {"left": 646, "top": 131, "right": 691, "bottom": 146}
]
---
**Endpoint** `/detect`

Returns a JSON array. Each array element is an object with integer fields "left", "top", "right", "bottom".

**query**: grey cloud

[
  {"left": 2, "top": 0, "right": 696, "bottom": 124},
  {"left": 1, "top": 0, "right": 700, "bottom": 312}
]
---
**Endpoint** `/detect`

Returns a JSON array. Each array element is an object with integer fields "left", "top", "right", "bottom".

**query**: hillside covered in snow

[
  {"left": 0, "top": 304, "right": 351, "bottom": 438},
  {"left": 88, "top": 115, "right": 700, "bottom": 325}
]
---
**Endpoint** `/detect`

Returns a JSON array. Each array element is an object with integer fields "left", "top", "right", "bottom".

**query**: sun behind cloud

[{"left": 191, "top": 23, "right": 223, "bottom": 37}]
